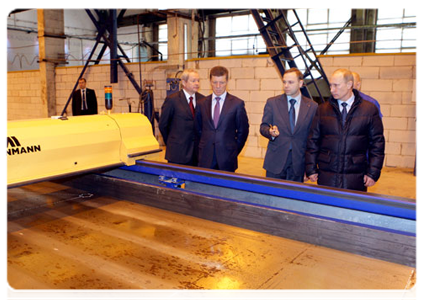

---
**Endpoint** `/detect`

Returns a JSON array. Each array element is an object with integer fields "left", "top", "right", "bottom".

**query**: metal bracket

[{"left": 158, "top": 175, "right": 185, "bottom": 189}]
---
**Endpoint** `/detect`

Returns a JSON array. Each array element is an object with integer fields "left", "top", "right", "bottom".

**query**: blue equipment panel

[{"left": 166, "top": 78, "right": 181, "bottom": 97}]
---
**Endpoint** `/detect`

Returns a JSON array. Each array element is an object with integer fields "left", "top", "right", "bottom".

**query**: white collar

[
  {"left": 338, "top": 93, "right": 355, "bottom": 108},
  {"left": 213, "top": 92, "right": 227, "bottom": 101},
  {"left": 287, "top": 93, "right": 301, "bottom": 106},
  {"left": 183, "top": 89, "right": 195, "bottom": 101}
]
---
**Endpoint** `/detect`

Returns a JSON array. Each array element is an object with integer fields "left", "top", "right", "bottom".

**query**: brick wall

[
  {"left": 185, "top": 55, "right": 281, "bottom": 160},
  {"left": 320, "top": 54, "right": 416, "bottom": 168},
  {"left": 7, "top": 70, "right": 44, "bottom": 120},
  {"left": 54, "top": 62, "right": 169, "bottom": 142},
  {"left": 7, "top": 53, "right": 416, "bottom": 168},
  {"left": 187, "top": 53, "right": 416, "bottom": 169},
  {"left": 55, "top": 62, "right": 169, "bottom": 116}
]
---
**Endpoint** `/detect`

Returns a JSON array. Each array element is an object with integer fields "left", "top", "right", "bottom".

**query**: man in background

[
  {"left": 72, "top": 78, "right": 98, "bottom": 116},
  {"left": 351, "top": 71, "right": 383, "bottom": 118}
]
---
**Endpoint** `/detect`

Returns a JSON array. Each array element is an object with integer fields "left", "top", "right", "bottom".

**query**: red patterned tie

[{"left": 189, "top": 96, "right": 195, "bottom": 117}]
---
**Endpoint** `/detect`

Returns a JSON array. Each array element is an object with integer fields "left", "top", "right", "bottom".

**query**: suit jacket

[
  {"left": 159, "top": 90, "right": 205, "bottom": 165},
  {"left": 72, "top": 88, "right": 98, "bottom": 116},
  {"left": 195, "top": 93, "right": 249, "bottom": 172},
  {"left": 260, "top": 93, "right": 317, "bottom": 176}
]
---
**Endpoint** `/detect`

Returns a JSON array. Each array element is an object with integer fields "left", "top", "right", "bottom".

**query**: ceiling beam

[{"left": 5, "top": 8, "right": 35, "bottom": 17}]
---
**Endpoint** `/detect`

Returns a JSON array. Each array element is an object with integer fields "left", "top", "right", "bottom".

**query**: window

[
  {"left": 158, "top": 23, "right": 168, "bottom": 60},
  {"left": 147, "top": 9, "right": 417, "bottom": 62},
  {"left": 288, "top": 9, "right": 352, "bottom": 56},
  {"left": 215, "top": 14, "right": 266, "bottom": 56},
  {"left": 376, "top": 9, "right": 416, "bottom": 53}
]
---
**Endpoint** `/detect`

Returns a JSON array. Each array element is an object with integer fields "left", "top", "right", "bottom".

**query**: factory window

[
  {"left": 155, "top": 9, "right": 415, "bottom": 61},
  {"left": 215, "top": 14, "right": 267, "bottom": 56},
  {"left": 289, "top": 9, "right": 352, "bottom": 55},
  {"left": 375, "top": 8, "right": 416, "bottom": 53},
  {"left": 158, "top": 23, "right": 168, "bottom": 60}
]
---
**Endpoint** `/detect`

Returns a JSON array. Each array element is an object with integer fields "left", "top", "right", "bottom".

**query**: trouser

[
  {"left": 266, "top": 150, "right": 303, "bottom": 182},
  {"left": 168, "top": 155, "right": 198, "bottom": 167}
]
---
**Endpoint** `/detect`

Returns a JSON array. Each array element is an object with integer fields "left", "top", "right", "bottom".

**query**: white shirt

[
  {"left": 212, "top": 92, "right": 227, "bottom": 119},
  {"left": 337, "top": 94, "right": 355, "bottom": 114},
  {"left": 182, "top": 89, "right": 196, "bottom": 108},
  {"left": 287, "top": 94, "right": 301, "bottom": 125}
]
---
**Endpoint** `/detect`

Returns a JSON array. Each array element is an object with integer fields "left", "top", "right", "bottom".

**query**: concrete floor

[
  {"left": 8, "top": 181, "right": 416, "bottom": 290},
  {"left": 152, "top": 151, "right": 417, "bottom": 200}
]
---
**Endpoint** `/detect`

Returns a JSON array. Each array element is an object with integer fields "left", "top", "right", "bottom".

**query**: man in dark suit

[
  {"left": 195, "top": 66, "right": 249, "bottom": 172},
  {"left": 159, "top": 69, "right": 205, "bottom": 166},
  {"left": 306, "top": 69, "right": 385, "bottom": 191},
  {"left": 260, "top": 68, "right": 318, "bottom": 182},
  {"left": 72, "top": 78, "right": 98, "bottom": 116}
]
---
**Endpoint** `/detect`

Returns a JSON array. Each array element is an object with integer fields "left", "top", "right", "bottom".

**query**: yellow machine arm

[{"left": 7, "top": 113, "right": 161, "bottom": 188}]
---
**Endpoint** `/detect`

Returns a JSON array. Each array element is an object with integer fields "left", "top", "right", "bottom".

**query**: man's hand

[
  {"left": 309, "top": 173, "right": 318, "bottom": 182},
  {"left": 269, "top": 125, "right": 279, "bottom": 137},
  {"left": 364, "top": 175, "right": 376, "bottom": 187}
]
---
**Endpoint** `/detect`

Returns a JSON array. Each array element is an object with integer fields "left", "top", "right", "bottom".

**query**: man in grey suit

[
  {"left": 159, "top": 69, "right": 205, "bottom": 166},
  {"left": 260, "top": 68, "right": 317, "bottom": 182}
]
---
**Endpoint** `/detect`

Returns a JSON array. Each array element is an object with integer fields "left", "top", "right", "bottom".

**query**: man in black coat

[
  {"left": 260, "top": 68, "right": 317, "bottom": 182},
  {"left": 305, "top": 69, "right": 385, "bottom": 191},
  {"left": 72, "top": 78, "right": 98, "bottom": 116},
  {"left": 159, "top": 69, "right": 205, "bottom": 166},
  {"left": 195, "top": 66, "right": 249, "bottom": 172}
]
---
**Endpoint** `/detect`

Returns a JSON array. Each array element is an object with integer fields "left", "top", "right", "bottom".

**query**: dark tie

[
  {"left": 189, "top": 96, "right": 195, "bottom": 117},
  {"left": 82, "top": 90, "right": 87, "bottom": 110},
  {"left": 213, "top": 97, "right": 221, "bottom": 128},
  {"left": 289, "top": 99, "right": 296, "bottom": 133},
  {"left": 341, "top": 102, "right": 348, "bottom": 126}
]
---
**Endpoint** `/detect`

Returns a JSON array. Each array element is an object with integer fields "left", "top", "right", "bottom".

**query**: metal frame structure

[
  {"left": 61, "top": 9, "right": 143, "bottom": 116},
  {"left": 251, "top": 9, "right": 331, "bottom": 103}
]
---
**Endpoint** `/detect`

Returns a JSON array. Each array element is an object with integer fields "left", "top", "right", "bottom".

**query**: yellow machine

[{"left": 7, "top": 113, "right": 161, "bottom": 188}]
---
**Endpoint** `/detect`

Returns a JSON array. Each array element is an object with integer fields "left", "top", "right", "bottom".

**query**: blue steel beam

[{"left": 120, "top": 160, "right": 416, "bottom": 221}]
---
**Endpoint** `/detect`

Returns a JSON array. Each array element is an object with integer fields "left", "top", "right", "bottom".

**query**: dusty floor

[{"left": 7, "top": 181, "right": 416, "bottom": 290}]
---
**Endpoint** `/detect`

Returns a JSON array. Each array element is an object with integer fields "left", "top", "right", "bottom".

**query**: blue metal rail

[{"left": 120, "top": 160, "right": 415, "bottom": 221}]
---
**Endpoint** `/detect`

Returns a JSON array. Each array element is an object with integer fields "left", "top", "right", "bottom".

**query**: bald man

[
  {"left": 351, "top": 71, "right": 382, "bottom": 118},
  {"left": 159, "top": 69, "right": 205, "bottom": 166},
  {"left": 306, "top": 69, "right": 385, "bottom": 192}
]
